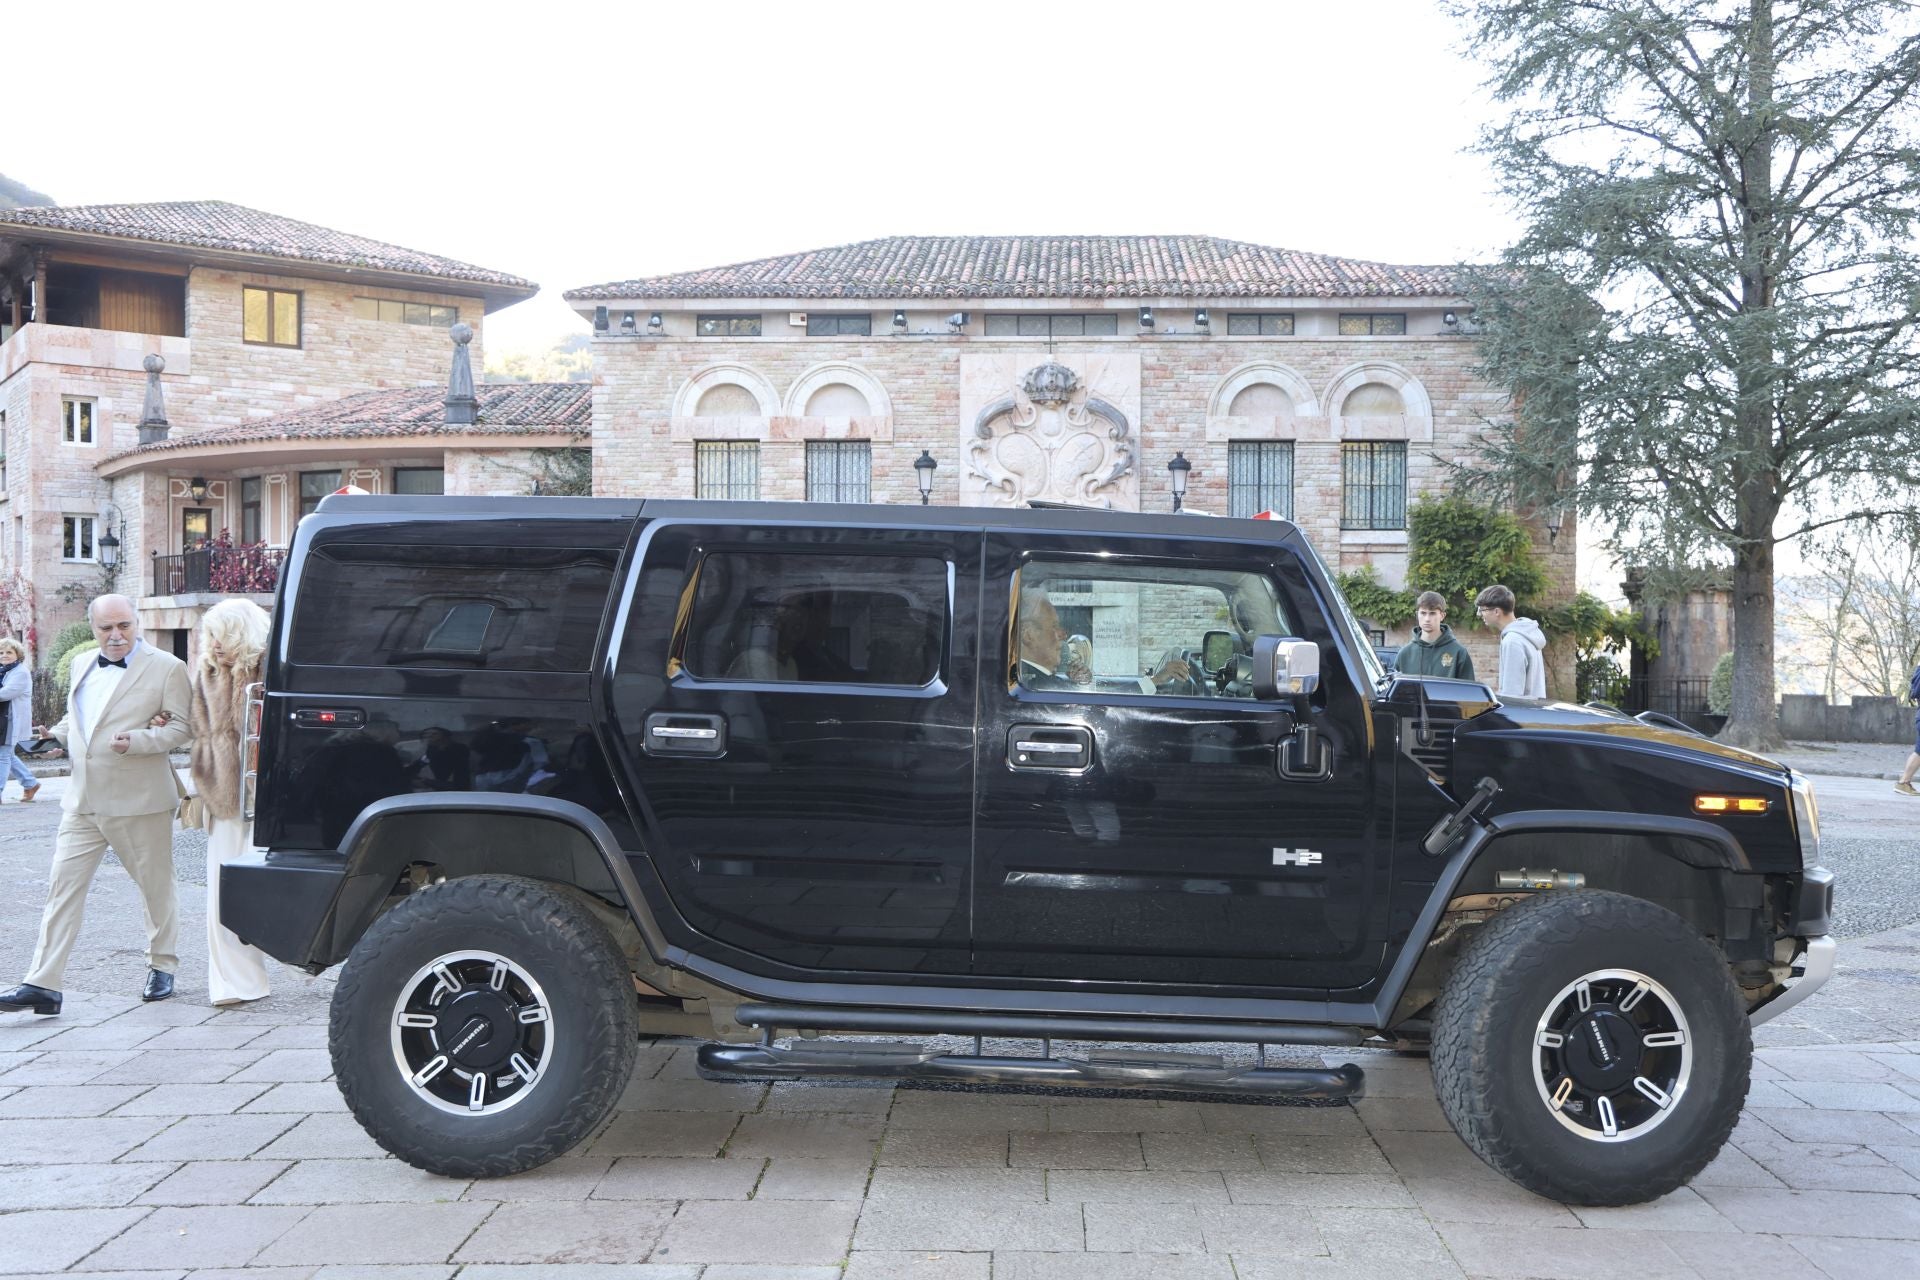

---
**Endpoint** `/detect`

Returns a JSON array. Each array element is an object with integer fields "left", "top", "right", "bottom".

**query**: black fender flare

[
  {"left": 1369, "top": 809, "right": 1753, "bottom": 1025},
  {"left": 318, "top": 793, "right": 671, "bottom": 967}
]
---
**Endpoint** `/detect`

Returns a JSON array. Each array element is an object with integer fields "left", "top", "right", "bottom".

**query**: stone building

[
  {"left": 566, "top": 235, "right": 1574, "bottom": 668},
  {"left": 0, "top": 201, "right": 558, "bottom": 654}
]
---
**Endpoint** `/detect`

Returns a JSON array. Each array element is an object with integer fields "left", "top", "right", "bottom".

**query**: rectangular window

[
  {"left": 62, "top": 515, "right": 96, "bottom": 562},
  {"left": 1338, "top": 313, "right": 1407, "bottom": 336},
  {"left": 1226, "top": 313, "right": 1296, "bottom": 336},
  {"left": 287, "top": 544, "right": 618, "bottom": 671},
  {"left": 352, "top": 297, "right": 459, "bottom": 327},
  {"left": 393, "top": 467, "right": 446, "bottom": 495},
  {"left": 805, "top": 313, "right": 872, "bottom": 336},
  {"left": 696, "top": 315, "right": 763, "bottom": 337},
  {"left": 1015, "top": 560, "right": 1294, "bottom": 700},
  {"left": 681, "top": 551, "right": 948, "bottom": 686},
  {"left": 62, "top": 398, "right": 96, "bottom": 445},
  {"left": 299, "top": 469, "right": 342, "bottom": 518},
  {"left": 984, "top": 313, "right": 1121, "bottom": 337},
  {"left": 1341, "top": 441, "right": 1408, "bottom": 530},
  {"left": 243, "top": 286, "right": 302, "bottom": 347},
  {"left": 1228, "top": 441, "right": 1295, "bottom": 519},
  {"left": 240, "top": 477, "right": 262, "bottom": 544},
  {"left": 805, "top": 441, "right": 872, "bottom": 503},
  {"left": 695, "top": 441, "right": 760, "bottom": 500}
]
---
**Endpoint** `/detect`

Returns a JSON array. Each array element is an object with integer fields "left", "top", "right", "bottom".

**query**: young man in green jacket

[{"left": 1394, "top": 591, "right": 1476, "bottom": 681}]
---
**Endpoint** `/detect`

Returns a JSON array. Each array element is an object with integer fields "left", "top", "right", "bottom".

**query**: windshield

[{"left": 1296, "top": 538, "right": 1387, "bottom": 687}]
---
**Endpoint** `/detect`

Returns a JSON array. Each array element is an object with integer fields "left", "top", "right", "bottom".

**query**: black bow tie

[{"left": 96, "top": 654, "right": 128, "bottom": 669}]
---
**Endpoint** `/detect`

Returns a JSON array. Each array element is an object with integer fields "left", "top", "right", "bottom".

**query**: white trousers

[{"left": 206, "top": 815, "right": 272, "bottom": 1006}]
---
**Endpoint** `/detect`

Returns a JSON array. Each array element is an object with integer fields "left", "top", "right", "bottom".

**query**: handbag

[{"left": 173, "top": 767, "right": 207, "bottom": 831}]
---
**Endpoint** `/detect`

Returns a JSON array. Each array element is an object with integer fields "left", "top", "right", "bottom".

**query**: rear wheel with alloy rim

[
  {"left": 1432, "top": 889, "right": 1750, "bottom": 1205},
  {"left": 331, "top": 875, "right": 639, "bottom": 1177}
]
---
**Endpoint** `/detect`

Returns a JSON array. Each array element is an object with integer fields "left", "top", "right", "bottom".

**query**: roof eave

[{"left": 98, "top": 427, "right": 584, "bottom": 477}]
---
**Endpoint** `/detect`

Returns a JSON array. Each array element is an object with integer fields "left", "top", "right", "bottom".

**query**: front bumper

[{"left": 1748, "top": 934, "right": 1837, "bottom": 1027}]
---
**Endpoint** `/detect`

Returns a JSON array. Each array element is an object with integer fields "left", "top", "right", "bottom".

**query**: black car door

[
  {"left": 971, "top": 528, "right": 1390, "bottom": 993},
  {"left": 606, "top": 517, "right": 979, "bottom": 977}
]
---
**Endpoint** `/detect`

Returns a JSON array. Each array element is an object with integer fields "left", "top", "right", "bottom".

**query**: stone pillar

[
  {"left": 137, "top": 355, "right": 170, "bottom": 445},
  {"left": 445, "top": 323, "right": 478, "bottom": 426}
]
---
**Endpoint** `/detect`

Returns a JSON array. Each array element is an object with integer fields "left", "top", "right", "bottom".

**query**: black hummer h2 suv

[{"left": 224, "top": 496, "right": 1835, "bottom": 1206}]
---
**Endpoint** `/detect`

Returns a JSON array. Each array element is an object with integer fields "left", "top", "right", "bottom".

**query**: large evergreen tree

[{"left": 1451, "top": 0, "right": 1920, "bottom": 748}]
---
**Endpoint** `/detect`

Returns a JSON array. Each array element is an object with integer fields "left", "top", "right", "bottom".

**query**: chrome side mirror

[{"left": 1252, "top": 636, "right": 1321, "bottom": 700}]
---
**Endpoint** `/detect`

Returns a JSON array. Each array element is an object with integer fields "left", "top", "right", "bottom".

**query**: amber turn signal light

[{"left": 1694, "top": 795, "right": 1769, "bottom": 814}]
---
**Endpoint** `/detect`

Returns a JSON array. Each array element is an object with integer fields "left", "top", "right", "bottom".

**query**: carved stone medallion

[{"left": 959, "top": 354, "right": 1140, "bottom": 509}]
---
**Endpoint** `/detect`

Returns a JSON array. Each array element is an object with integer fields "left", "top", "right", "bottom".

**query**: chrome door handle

[
  {"left": 651, "top": 725, "right": 719, "bottom": 740},
  {"left": 1014, "top": 740, "right": 1084, "bottom": 754}
]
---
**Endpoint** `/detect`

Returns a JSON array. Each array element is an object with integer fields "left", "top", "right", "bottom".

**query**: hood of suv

[{"left": 1464, "top": 698, "right": 1788, "bottom": 775}]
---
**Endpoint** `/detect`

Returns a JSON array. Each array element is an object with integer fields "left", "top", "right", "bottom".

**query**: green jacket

[{"left": 1394, "top": 624, "right": 1476, "bottom": 681}]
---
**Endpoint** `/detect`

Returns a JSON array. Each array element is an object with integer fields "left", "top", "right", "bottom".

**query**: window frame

[
  {"left": 1340, "top": 441, "right": 1409, "bottom": 531},
  {"left": 1227, "top": 439, "right": 1295, "bottom": 520},
  {"left": 1338, "top": 313, "right": 1408, "bottom": 337},
  {"left": 352, "top": 296, "right": 459, "bottom": 328},
  {"left": 805, "top": 313, "right": 872, "bottom": 337},
  {"left": 62, "top": 397, "right": 97, "bottom": 447},
  {"left": 983, "top": 313, "right": 1122, "bottom": 338},
  {"left": 62, "top": 514, "right": 97, "bottom": 563},
  {"left": 240, "top": 476, "right": 263, "bottom": 545},
  {"left": 298, "top": 469, "right": 343, "bottom": 518},
  {"left": 804, "top": 440, "right": 872, "bottom": 503},
  {"left": 392, "top": 466, "right": 446, "bottom": 496},
  {"left": 242, "top": 285, "right": 303, "bottom": 348},
  {"left": 696, "top": 314, "right": 763, "bottom": 338},
  {"left": 1225, "top": 313, "right": 1296, "bottom": 336},
  {"left": 694, "top": 440, "right": 761, "bottom": 501}
]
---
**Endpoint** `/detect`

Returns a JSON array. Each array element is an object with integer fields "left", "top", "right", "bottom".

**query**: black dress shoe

[
  {"left": 142, "top": 970, "right": 175, "bottom": 1002},
  {"left": 0, "top": 983, "right": 61, "bottom": 1015}
]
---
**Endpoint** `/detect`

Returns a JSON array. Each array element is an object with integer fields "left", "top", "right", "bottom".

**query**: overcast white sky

[{"left": 6, "top": 0, "right": 1519, "bottom": 353}]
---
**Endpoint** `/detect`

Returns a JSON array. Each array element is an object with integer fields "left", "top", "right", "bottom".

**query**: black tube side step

[
  {"left": 697, "top": 1040, "right": 1366, "bottom": 1101},
  {"left": 729, "top": 1003, "right": 1370, "bottom": 1046}
]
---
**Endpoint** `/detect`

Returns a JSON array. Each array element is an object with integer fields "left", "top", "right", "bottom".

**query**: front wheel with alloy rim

[
  {"left": 1431, "top": 889, "right": 1751, "bottom": 1205},
  {"left": 330, "top": 875, "right": 640, "bottom": 1177}
]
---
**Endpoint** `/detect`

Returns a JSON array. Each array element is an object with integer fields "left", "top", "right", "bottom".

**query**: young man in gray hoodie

[
  {"left": 1475, "top": 584, "right": 1548, "bottom": 698},
  {"left": 1394, "top": 591, "right": 1475, "bottom": 681}
]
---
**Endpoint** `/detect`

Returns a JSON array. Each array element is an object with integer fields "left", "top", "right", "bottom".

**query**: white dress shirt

[{"left": 73, "top": 640, "right": 144, "bottom": 742}]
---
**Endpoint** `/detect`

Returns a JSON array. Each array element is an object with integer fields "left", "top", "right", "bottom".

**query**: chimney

[
  {"left": 445, "top": 322, "right": 478, "bottom": 426},
  {"left": 137, "top": 354, "right": 169, "bottom": 445}
]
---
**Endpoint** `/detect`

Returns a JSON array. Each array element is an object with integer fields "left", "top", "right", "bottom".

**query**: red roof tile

[
  {"left": 0, "top": 200, "right": 535, "bottom": 292},
  {"left": 565, "top": 235, "right": 1460, "bottom": 301}
]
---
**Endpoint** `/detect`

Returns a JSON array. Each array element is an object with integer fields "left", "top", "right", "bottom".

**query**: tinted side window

[
  {"left": 290, "top": 544, "right": 616, "bottom": 671},
  {"left": 680, "top": 552, "right": 947, "bottom": 686}
]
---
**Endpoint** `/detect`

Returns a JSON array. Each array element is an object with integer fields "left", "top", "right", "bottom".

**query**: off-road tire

[
  {"left": 1431, "top": 889, "right": 1750, "bottom": 1205},
  {"left": 330, "top": 875, "right": 639, "bottom": 1177}
]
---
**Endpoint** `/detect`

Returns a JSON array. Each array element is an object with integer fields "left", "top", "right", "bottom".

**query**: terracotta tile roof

[
  {"left": 110, "top": 383, "right": 589, "bottom": 459},
  {"left": 565, "top": 235, "right": 1461, "bottom": 301},
  {"left": 0, "top": 200, "right": 535, "bottom": 291}
]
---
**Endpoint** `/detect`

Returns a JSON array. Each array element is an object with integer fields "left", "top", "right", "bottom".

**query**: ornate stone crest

[{"left": 966, "top": 361, "right": 1135, "bottom": 508}]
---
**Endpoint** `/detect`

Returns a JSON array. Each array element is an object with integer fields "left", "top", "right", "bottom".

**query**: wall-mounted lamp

[
  {"left": 914, "top": 450, "right": 938, "bottom": 505},
  {"left": 188, "top": 476, "right": 209, "bottom": 503},
  {"left": 893, "top": 309, "right": 908, "bottom": 330},
  {"left": 593, "top": 306, "right": 609, "bottom": 333},
  {"left": 620, "top": 310, "right": 637, "bottom": 333},
  {"left": 1167, "top": 451, "right": 1191, "bottom": 512},
  {"left": 1138, "top": 306, "right": 1155, "bottom": 329},
  {"left": 1194, "top": 308, "right": 1210, "bottom": 331},
  {"left": 1545, "top": 506, "right": 1565, "bottom": 544},
  {"left": 947, "top": 312, "right": 969, "bottom": 332},
  {"left": 97, "top": 502, "right": 124, "bottom": 572}
]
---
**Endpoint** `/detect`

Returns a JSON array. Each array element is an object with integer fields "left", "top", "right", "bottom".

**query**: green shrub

[
  {"left": 1405, "top": 494, "right": 1548, "bottom": 618},
  {"left": 1707, "top": 652, "right": 1735, "bottom": 715},
  {"left": 47, "top": 620, "right": 94, "bottom": 663},
  {"left": 1334, "top": 566, "right": 1417, "bottom": 628},
  {"left": 53, "top": 644, "right": 97, "bottom": 694},
  {"left": 1576, "top": 653, "right": 1629, "bottom": 704}
]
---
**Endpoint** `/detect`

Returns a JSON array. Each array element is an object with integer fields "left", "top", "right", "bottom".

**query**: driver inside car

[{"left": 1016, "top": 590, "right": 1192, "bottom": 694}]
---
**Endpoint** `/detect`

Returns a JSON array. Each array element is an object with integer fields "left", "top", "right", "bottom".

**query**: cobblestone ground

[{"left": 0, "top": 772, "right": 1917, "bottom": 1279}]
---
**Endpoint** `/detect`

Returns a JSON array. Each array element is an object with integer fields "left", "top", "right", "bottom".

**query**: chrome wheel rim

[
  {"left": 1530, "top": 968, "right": 1692, "bottom": 1143},
  {"left": 389, "top": 950, "right": 553, "bottom": 1117}
]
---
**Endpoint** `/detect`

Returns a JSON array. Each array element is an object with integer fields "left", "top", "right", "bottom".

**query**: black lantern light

[
  {"left": 188, "top": 476, "right": 208, "bottom": 503},
  {"left": 1545, "top": 506, "right": 1565, "bottom": 544},
  {"left": 914, "top": 450, "right": 938, "bottom": 505},
  {"left": 1167, "top": 451, "right": 1191, "bottom": 512},
  {"left": 97, "top": 526, "right": 120, "bottom": 570}
]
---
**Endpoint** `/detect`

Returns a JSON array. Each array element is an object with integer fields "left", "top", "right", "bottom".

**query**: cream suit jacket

[{"left": 48, "top": 644, "right": 193, "bottom": 817}]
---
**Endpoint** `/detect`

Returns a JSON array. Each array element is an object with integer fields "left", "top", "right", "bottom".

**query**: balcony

[
  {"left": 151, "top": 541, "right": 286, "bottom": 599},
  {"left": 0, "top": 321, "right": 191, "bottom": 381}
]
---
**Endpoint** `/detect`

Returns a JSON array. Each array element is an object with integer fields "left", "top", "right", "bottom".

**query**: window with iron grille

[
  {"left": 1338, "top": 313, "right": 1407, "bottom": 336},
  {"left": 697, "top": 315, "right": 763, "bottom": 337},
  {"left": 696, "top": 441, "right": 760, "bottom": 500},
  {"left": 1226, "top": 313, "right": 1295, "bottom": 336},
  {"left": 983, "top": 313, "right": 1121, "bottom": 337},
  {"left": 1228, "top": 441, "right": 1294, "bottom": 519},
  {"left": 805, "top": 440, "right": 871, "bottom": 502},
  {"left": 806, "top": 314, "right": 872, "bottom": 336},
  {"left": 1341, "top": 441, "right": 1407, "bottom": 529}
]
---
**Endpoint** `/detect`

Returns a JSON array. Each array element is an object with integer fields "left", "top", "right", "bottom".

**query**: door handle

[
  {"left": 1008, "top": 723, "right": 1093, "bottom": 771},
  {"left": 644, "top": 712, "right": 728, "bottom": 758}
]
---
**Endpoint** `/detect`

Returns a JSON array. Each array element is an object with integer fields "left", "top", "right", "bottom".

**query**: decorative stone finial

[
  {"left": 137, "top": 353, "right": 170, "bottom": 445},
  {"left": 445, "top": 323, "right": 478, "bottom": 426}
]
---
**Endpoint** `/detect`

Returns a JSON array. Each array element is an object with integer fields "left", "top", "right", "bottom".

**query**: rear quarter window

[{"left": 289, "top": 543, "right": 616, "bottom": 671}]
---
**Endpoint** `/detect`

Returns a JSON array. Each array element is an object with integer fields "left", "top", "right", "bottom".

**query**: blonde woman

[
  {"left": 0, "top": 637, "right": 36, "bottom": 802},
  {"left": 189, "top": 599, "right": 273, "bottom": 1005}
]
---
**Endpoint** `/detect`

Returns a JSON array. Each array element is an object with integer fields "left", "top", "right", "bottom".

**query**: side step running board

[{"left": 697, "top": 1040, "right": 1365, "bottom": 1101}]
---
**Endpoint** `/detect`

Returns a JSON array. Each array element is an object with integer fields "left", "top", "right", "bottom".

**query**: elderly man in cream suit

[{"left": 0, "top": 595, "right": 192, "bottom": 1016}]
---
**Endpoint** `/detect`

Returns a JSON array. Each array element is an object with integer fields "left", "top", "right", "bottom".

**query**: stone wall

[{"left": 1780, "top": 694, "right": 1916, "bottom": 744}]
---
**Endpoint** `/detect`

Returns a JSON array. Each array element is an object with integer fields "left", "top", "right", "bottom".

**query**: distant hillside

[
  {"left": 0, "top": 173, "right": 54, "bottom": 209},
  {"left": 485, "top": 332, "right": 592, "bottom": 384}
]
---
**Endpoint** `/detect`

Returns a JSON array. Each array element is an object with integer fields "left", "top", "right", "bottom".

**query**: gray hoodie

[{"left": 1498, "top": 617, "right": 1548, "bottom": 698}]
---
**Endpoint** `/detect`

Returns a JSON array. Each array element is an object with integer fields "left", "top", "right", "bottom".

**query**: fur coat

[{"left": 189, "top": 655, "right": 259, "bottom": 822}]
